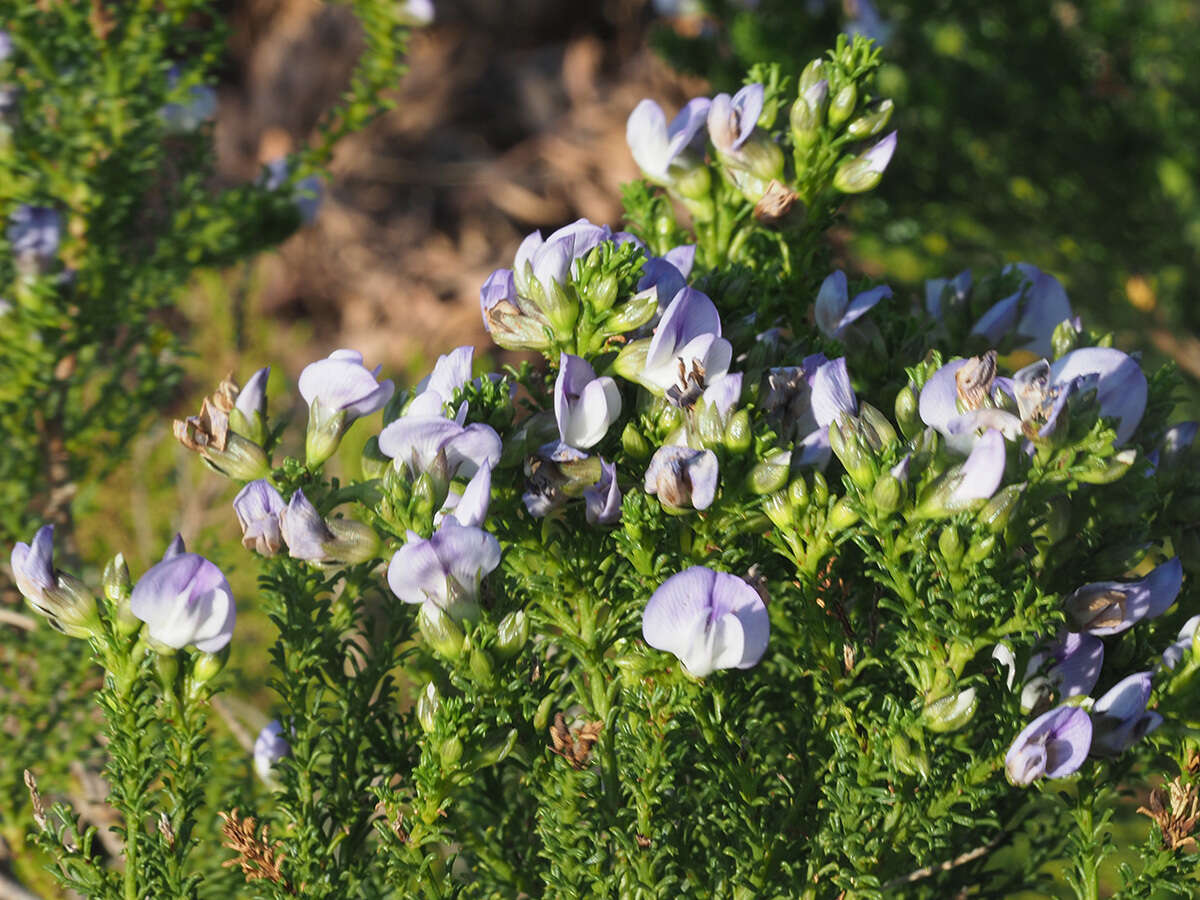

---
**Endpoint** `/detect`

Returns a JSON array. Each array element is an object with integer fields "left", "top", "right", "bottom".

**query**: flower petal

[{"left": 1050, "top": 347, "right": 1147, "bottom": 445}]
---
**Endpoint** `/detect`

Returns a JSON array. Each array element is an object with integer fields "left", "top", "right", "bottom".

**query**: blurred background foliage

[{"left": 2, "top": 0, "right": 1198, "bottom": 895}]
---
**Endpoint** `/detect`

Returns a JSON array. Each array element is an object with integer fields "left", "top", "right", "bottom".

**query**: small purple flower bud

[
  {"left": 644, "top": 445, "right": 718, "bottom": 511},
  {"left": 642, "top": 566, "right": 770, "bottom": 678},
  {"left": 278, "top": 489, "right": 334, "bottom": 562},
  {"left": 627, "top": 97, "right": 711, "bottom": 183},
  {"left": 1064, "top": 557, "right": 1183, "bottom": 636},
  {"left": 833, "top": 131, "right": 897, "bottom": 194},
  {"left": 386, "top": 519, "right": 501, "bottom": 622},
  {"left": 1161, "top": 615, "right": 1200, "bottom": 671},
  {"left": 1090, "top": 672, "right": 1162, "bottom": 756},
  {"left": 130, "top": 543, "right": 235, "bottom": 653},
  {"left": 229, "top": 366, "right": 269, "bottom": 445},
  {"left": 1005, "top": 705, "right": 1092, "bottom": 786},
  {"left": 585, "top": 459, "right": 622, "bottom": 525},
  {"left": 814, "top": 270, "right": 892, "bottom": 340},
  {"left": 11, "top": 524, "right": 55, "bottom": 608},
  {"left": 8, "top": 205, "right": 61, "bottom": 275},
  {"left": 554, "top": 353, "right": 622, "bottom": 450},
  {"left": 233, "top": 480, "right": 286, "bottom": 556},
  {"left": 11, "top": 525, "right": 102, "bottom": 639},
  {"left": 253, "top": 720, "right": 290, "bottom": 781}
]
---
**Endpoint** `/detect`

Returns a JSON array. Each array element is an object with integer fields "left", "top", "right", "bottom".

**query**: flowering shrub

[{"left": 7, "top": 27, "right": 1200, "bottom": 900}]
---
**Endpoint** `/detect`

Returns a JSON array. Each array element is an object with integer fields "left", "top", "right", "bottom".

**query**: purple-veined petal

[
  {"left": 839, "top": 284, "right": 891, "bottom": 332},
  {"left": 298, "top": 351, "right": 394, "bottom": 421},
  {"left": 585, "top": 459, "right": 622, "bottom": 525},
  {"left": 480, "top": 268, "right": 516, "bottom": 323},
  {"left": 1010, "top": 265, "right": 1073, "bottom": 358},
  {"left": 919, "top": 360, "right": 968, "bottom": 433},
  {"left": 443, "top": 423, "right": 503, "bottom": 478},
  {"left": 163, "top": 534, "right": 187, "bottom": 560},
  {"left": 378, "top": 415, "right": 462, "bottom": 474}
]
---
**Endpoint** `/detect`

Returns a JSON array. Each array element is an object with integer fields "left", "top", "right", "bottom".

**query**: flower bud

[
  {"left": 833, "top": 131, "right": 898, "bottom": 195},
  {"left": 621, "top": 421, "right": 652, "bottom": 459},
  {"left": 845, "top": 99, "right": 894, "bottom": 139},
  {"left": 829, "top": 416, "right": 875, "bottom": 490},
  {"left": 604, "top": 290, "right": 659, "bottom": 336},
  {"left": 469, "top": 645, "right": 496, "bottom": 689},
  {"left": 103, "top": 553, "right": 132, "bottom": 602},
  {"left": 827, "top": 497, "right": 860, "bottom": 534},
  {"left": 748, "top": 458, "right": 790, "bottom": 495},
  {"left": 894, "top": 384, "right": 921, "bottom": 439},
  {"left": 472, "top": 728, "right": 519, "bottom": 769},
  {"left": 1074, "top": 449, "right": 1136, "bottom": 485},
  {"left": 923, "top": 687, "right": 978, "bottom": 733},
  {"left": 543, "top": 281, "right": 580, "bottom": 339},
  {"left": 612, "top": 338, "right": 651, "bottom": 383},
  {"left": 798, "top": 59, "right": 825, "bottom": 94},
  {"left": 811, "top": 471, "right": 829, "bottom": 508},
  {"left": 938, "top": 526, "right": 964, "bottom": 568},
  {"left": 496, "top": 610, "right": 529, "bottom": 660},
  {"left": 325, "top": 518, "right": 381, "bottom": 564},
  {"left": 858, "top": 403, "right": 898, "bottom": 450},
  {"left": 418, "top": 603, "right": 465, "bottom": 661},
  {"left": 976, "top": 483, "right": 1025, "bottom": 534},
  {"left": 534, "top": 693, "right": 555, "bottom": 732},
  {"left": 190, "top": 646, "right": 230, "bottom": 693},
  {"left": 764, "top": 492, "right": 794, "bottom": 530},
  {"left": 588, "top": 274, "right": 619, "bottom": 313},
  {"left": 890, "top": 732, "right": 930, "bottom": 780},
  {"left": 1033, "top": 496, "right": 1071, "bottom": 547},
  {"left": 361, "top": 436, "right": 390, "bottom": 480},
  {"left": 788, "top": 476, "right": 809, "bottom": 510},
  {"left": 724, "top": 409, "right": 752, "bottom": 453},
  {"left": 872, "top": 473, "right": 903, "bottom": 515},
  {"left": 1051, "top": 318, "right": 1081, "bottom": 359},
  {"left": 416, "top": 682, "right": 440, "bottom": 734},
  {"left": 439, "top": 735, "right": 464, "bottom": 769},
  {"left": 827, "top": 83, "right": 857, "bottom": 129}
]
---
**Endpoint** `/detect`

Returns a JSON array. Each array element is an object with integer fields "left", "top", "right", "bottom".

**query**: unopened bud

[
  {"left": 588, "top": 274, "right": 619, "bottom": 313},
  {"left": 923, "top": 687, "right": 978, "bottom": 733},
  {"left": 938, "top": 526, "right": 964, "bottom": 568},
  {"left": 724, "top": 409, "right": 752, "bottom": 453},
  {"left": 361, "top": 436, "right": 390, "bottom": 480},
  {"left": 749, "top": 458, "right": 790, "bottom": 495},
  {"left": 845, "top": 99, "right": 894, "bottom": 139},
  {"left": 325, "top": 518, "right": 381, "bottom": 564},
  {"left": 827, "top": 497, "right": 860, "bottom": 533},
  {"left": 1074, "top": 449, "right": 1136, "bottom": 485},
  {"left": 858, "top": 403, "right": 898, "bottom": 449},
  {"left": 613, "top": 339, "right": 651, "bottom": 383},
  {"left": 620, "top": 421, "right": 652, "bottom": 459},
  {"left": 440, "top": 735, "right": 464, "bottom": 769},
  {"left": 829, "top": 417, "right": 874, "bottom": 490},
  {"left": 764, "top": 492, "right": 793, "bottom": 530},
  {"left": 1051, "top": 318, "right": 1081, "bottom": 359},
  {"left": 976, "top": 483, "right": 1025, "bottom": 534},
  {"left": 418, "top": 603, "right": 465, "bottom": 661},
  {"left": 103, "top": 553, "right": 132, "bottom": 602},
  {"left": 872, "top": 474, "right": 903, "bottom": 515},
  {"left": 473, "top": 728, "right": 518, "bottom": 769},
  {"left": 894, "top": 385, "right": 921, "bottom": 439},
  {"left": 811, "top": 471, "right": 829, "bottom": 508},
  {"left": 798, "top": 58, "right": 826, "bottom": 94},
  {"left": 304, "top": 399, "right": 347, "bottom": 468},
  {"left": 469, "top": 646, "right": 496, "bottom": 689},
  {"left": 190, "top": 646, "right": 229, "bottom": 693},
  {"left": 827, "top": 83, "right": 857, "bottom": 129},
  {"left": 416, "top": 682, "right": 440, "bottom": 734},
  {"left": 496, "top": 610, "right": 529, "bottom": 660}
]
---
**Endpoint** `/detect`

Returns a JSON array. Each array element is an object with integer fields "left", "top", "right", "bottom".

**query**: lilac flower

[
  {"left": 814, "top": 270, "right": 892, "bottom": 340},
  {"left": 278, "top": 489, "right": 334, "bottom": 562},
  {"left": 1161, "top": 615, "right": 1200, "bottom": 671},
  {"left": 479, "top": 268, "right": 551, "bottom": 351},
  {"left": 554, "top": 353, "right": 621, "bottom": 450},
  {"left": 1020, "top": 633, "right": 1105, "bottom": 714},
  {"left": 386, "top": 519, "right": 501, "bottom": 622},
  {"left": 11, "top": 525, "right": 99, "bottom": 638},
  {"left": 8, "top": 205, "right": 60, "bottom": 274},
  {"left": 1005, "top": 264, "right": 1074, "bottom": 358},
  {"left": 233, "top": 480, "right": 286, "bottom": 556},
  {"left": 409, "top": 346, "right": 474, "bottom": 417},
  {"left": 378, "top": 414, "right": 501, "bottom": 481},
  {"left": 761, "top": 356, "right": 858, "bottom": 467},
  {"left": 161, "top": 66, "right": 217, "bottom": 133},
  {"left": 253, "top": 720, "right": 290, "bottom": 781},
  {"left": 707, "top": 84, "right": 763, "bottom": 155},
  {"left": 438, "top": 461, "right": 493, "bottom": 528},
  {"left": 1090, "top": 672, "right": 1162, "bottom": 756},
  {"left": 637, "top": 253, "right": 690, "bottom": 316},
  {"left": 638, "top": 287, "right": 732, "bottom": 402},
  {"left": 919, "top": 354, "right": 1021, "bottom": 453},
  {"left": 833, "top": 131, "right": 898, "bottom": 194},
  {"left": 642, "top": 567, "right": 770, "bottom": 678},
  {"left": 917, "top": 428, "right": 1007, "bottom": 516},
  {"left": 1064, "top": 557, "right": 1183, "bottom": 636},
  {"left": 1005, "top": 705, "right": 1092, "bottom": 786},
  {"left": 263, "top": 158, "right": 323, "bottom": 224},
  {"left": 513, "top": 219, "right": 622, "bottom": 299},
  {"left": 626, "top": 98, "right": 711, "bottom": 183},
  {"left": 644, "top": 445, "right": 718, "bottom": 511},
  {"left": 130, "top": 543, "right": 235, "bottom": 653},
  {"left": 1050, "top": 347, "right": 1147, "bottom": 445},
  {"left": 925, "top": 269, "right": 972, "bottom": 319},
  {"left": 299, "top": 349, "right": 395, "bottom": 464},
  {"left": 585, "top": 459, "right": 622, "bottom": 525},
  {"left": 229, "top": 366, "right": 269, "bottom": 445}
]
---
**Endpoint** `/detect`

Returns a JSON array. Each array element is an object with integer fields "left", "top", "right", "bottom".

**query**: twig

[
  {"left": 0, "top": 610, "right": 37, "bottom": 631},
  {"left": 211, "top": 696, "right": 257, "bottom": 754},
  {"left": 881, "top": 832, "right": 1006, "bottom": 891}
]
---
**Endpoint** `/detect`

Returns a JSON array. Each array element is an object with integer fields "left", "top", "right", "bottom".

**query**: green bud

[
  {"left": 418, "top": 604, "right": 465, "bottom": 661},
  {"left": 798, "top": 58, "right": 826, "bottom": 94},
  {"left": 828, "top": 83, "right": 857, "bottom": 129},
  {"left": 735, "top": 135, "right": 786, "bottom": 185},
  {"left": 827, "top": 497, "right": 860, "bottom": 533},
  {"left": 858, "top": 403, "right": 898, "bottom": 450},
  {"left": 469, "top": 647, "right": 496, "bottom": 689},
  {"left": 1051, "top": 319, "right": 1081, "bottom": 359},
  {"left": 191, "top": 646, "right": 229, "bottom": 689},
  {"left": 416, "top": 682, "right": 440, "bottom": 734},
  {"left": 440, "top": 735, "right": 464, "bottom": 769},
  {"left": 482, "top": 297, "right": 552, "bottom": 352},
  {"left": 604, "top": 289, "right": 659, "bottom": 336},
  {"left": 103, "top": 553, "right": 132, "bottom": 603},
  {"left": 696, "top": 400, "right": 726, "bottom": 448},
  {"left": 360, "top": 436, "right": 390, "bottom": 480},
  {"left": 588, "top": 274, "right": 619, "bottom": 313},
  {"left": 749, "top": 459, "right": 790, "bottom": 495},
  {"left": 304, "top": 399, "right": 347, "bottom": 468},
  {"left": 533, "top": 693, "right": 555, "bottom": 732},
  {"left": 228, "top": 407, "right": 267, "bottom": 449},
  {"left": 27, "top": 573, "right": 103, "bottom": 640},
  {"left": 672, "top": 158, "right": 712, "bottom": 201},
  {"left": 811, "top": 471, "right": 829, "bottom": 508},
  {"left": 544, "top": 281, "right": 580, "bottom": 338},
  {"left": 890, "top": 733, "right": 930, "bottom": 780},
  {"left": 845, "top": 99, "right": 894, "bottom": 139},
  {"left": 938, "top": 526, "right": 964, "bottom": 568},
  {"left": 790, "top": 94, "right": 823, "bottom": 149},
  {"left": 787, "top": 477, "right": 809, "bottom": 510},
  {"left": 1034, "top": 496, "right": 1071, "bottom": 546},
  {"left": 412, "top": 470, "right": 450, "bottom": 523},
  {"left": 724, "top": 409, "right": 752, "bottom": 453},
  {"left": 976, "top": 483, "right": 1025, "bottom": 534},
  {"left": 1074, "top": 449, "right": 1136, "bottom": 485},
  {"left": 872, "top": 474, "right": 903, "bottom": 515},
  {"left": 764, "top": 491, "right": 794, "bottom": 530},
  {"left": 326, "top": 518, "right": 381, "bottom": 564},
  {"left": 613, "top": 338, "right": 651, "bottom": 383},
  {"left": 894, "top": 385, "right": 921, "bottom": 439},
  {"left": 833, "top": 154, "right": 884, "bottom": 194},
  {"left": 156, "top": 649, "right": 180, "bottom": 691},
  {"left": 473, "top": 728, "right": 519, "bottom": 770},
  {"left": 923, "top": 687, "right": 978, "bottom": 733},
  {"left": 966, "top": 533, "right": 997, "bottom": 565},
  {"left": 621, "top": 421, "right": 652, "bottom": 459},
  {"left": 496, "top": 610, "right": 529, "bottom": 660},
  {"left": 829, "top": 416, "right": 875, "bottom": 490}
]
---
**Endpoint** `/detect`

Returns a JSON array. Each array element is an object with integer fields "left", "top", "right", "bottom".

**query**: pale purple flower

[
  {"left": 378, "top": 415, "right": 501, "bottom": 480},
  {"left": 642, "top": 566, "right": 770, "bottom": 678},
  {"left": 438, "top": 460, "right": 492, "bottom": 528},
  {"left": 386, "top": 519, "right": 500, "bottom": 621},
  {"left": 1161, "top": 615, "right": 1200, "bottom": 671},
  {"left": 637, "top": 254, "right": 689, "bottom": 316},
  {"left": 8, "top": 205, "right": 60, "bottom": 273},
  {"left": 1049, "top": 347, "right": 1147, "bottom": 445},
  {"left": 760, "top": 355, "right": 858, "bottom": 467},
  {"left": 253, "top": 720, "right": 290, "bottom": 781},
  {"left": 479, "top": 268, "right": 549, "bottom": 349},
  {"left": 263, "top": 158, "right": 322, "bottom": 224},
  {"left": 10, "top": 524, "right": 55, "bottom": 608},
  {"left": 644, "top": 445, "right": 718, "bottom": 511},
  {"left": 1161, "top": 421, "right": 1199, "bottom": 469},
  {"left": 1020, "top": 632, "right": 1105, "bottom": 713},
  {"left": 639, "top": 287, "right": 732, "bottom": 400},
  {"left": 409, "top": 346, "right": 474, "bottom": 417},
  {"left": 1005, "top": 705, "right": 1092, "bottom": 786},
  {"left": 235, "top": 367, "right": 269, "bottom": 422},
  {"left": 707, "top": 84, "right": 763, "bottom": 155},
  {"left": 1090, "top": 672, "right": 1162, "bottom": 756},
  {"left": 585, "top": 459, "right": 622, "bottom": 525},
  {"left": 917, "top": 428, "right": 1007, "bottom": 516},
  {"left": 513, "top": 219, "right": 620, "bottom": 298},
  {"left": 1004, "top": 264, "right": 1074, "bottom": 358},
  {"left": 1064, "top": 557, "right": 1183, "bottom": 636},
  {"left": 662, "top": 245, "right": 696, "bottom": 278},
  {"left": 278, "top": 489, "right": 334, "bottom": 562},
  {"left": 627, "top": 98, "right": 711, "bottom": 182},
  {"left": 919, "top": 356, "right": 1021, "bottom": 454},
  {"left": 299, "top": 349, "right": 394, "bottom": 423},
  {"left": 130, "top": 543, "right": 235, "bottom": 652},
  {"left": 925, "top": 269, "right": 972, "bottom": 319},
  {"left": 161, "top": 66, "right": 217, "bottom": 133},
  {"left": 233, "top": 480, "right": 286, "bottom": 555},
  {"left": 814, "top": 270, "right": 892, "bottom": 340},
  {"left": 554, "top": 353, "right": 621, "bottom": 450}
]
